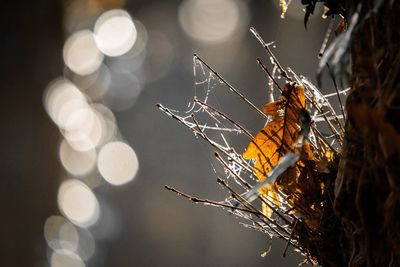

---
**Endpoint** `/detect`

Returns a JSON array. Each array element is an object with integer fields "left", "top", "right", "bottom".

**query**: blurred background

[{"left": 0, "top": 0, "right": 332, "bottom": 266}]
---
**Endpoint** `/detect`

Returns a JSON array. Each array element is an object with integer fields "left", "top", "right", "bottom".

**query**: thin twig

[
  {"left": 217, "top": 178, "right": 306, "bottom": 254},
  {"left": 194, "top": 99, "right": 254, "bottom": 139},
  {"left": 164, "top": 185, "right": 258, "bottom": 214},
  {"left": 326, "top": 63, "right": 346, "bottom": 121},
  {"left": 194, "top": 54, "right": 269, "bottom": 120},
  {"left": 283, "top": 219, "right": 298, "bottom": 257},
  {"left": 319, "top": 18, "right": 335, "bottom": 58},
  {"left": 250, "top": 27, "right": 292, "bottom": 81},
  {"left": 216, "top": 178, "right": 293, "bottom": 239},
  {"left": 215, "top": 152, "right": 293, "bottom": 226},
  {"left": 256, "top": 57, "right": 283, "bottom": 92}
]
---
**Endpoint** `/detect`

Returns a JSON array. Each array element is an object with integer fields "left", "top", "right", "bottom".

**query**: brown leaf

[
  {"left": 243, "top": 82, "right": 314, "bottom": 216},
  {"left": 243, "top": 83, "right": 310, "bottom": 178}
]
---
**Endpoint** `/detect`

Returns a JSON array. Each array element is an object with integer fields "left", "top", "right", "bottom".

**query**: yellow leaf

[
  {"left": 243, "top": 82, "right": 313, "bottom": 216},
  {"left": 279, "top": 0, "right": 288, "bottom": 19}
]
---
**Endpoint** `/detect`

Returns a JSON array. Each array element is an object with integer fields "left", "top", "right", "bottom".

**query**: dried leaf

[
  {"left": 243, "top": 83, "right": 310, "bottom": 177},
  {"left": 279, "top": 0, "right": 288, "bottom": 18},
  {"left": 335, "top": 17, "right": 348, "bottom": 35},
  {"left": 321, "top": 5, "right": 330, "bottom": 19},
  {"left": 243, "top": 82, "right": 314, "bottom": 216}
]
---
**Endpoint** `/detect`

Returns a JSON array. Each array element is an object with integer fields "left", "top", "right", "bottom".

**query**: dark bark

[
  {"left": 0, "top": 1, "right": 63, "bottom": 266},
  {"left": 333, "top": 1, "right": 400, "bottom": 266}
]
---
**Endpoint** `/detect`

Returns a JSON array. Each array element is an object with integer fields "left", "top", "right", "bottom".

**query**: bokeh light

[
  {"left": 62, "top": 105, "right": 103, "bottom": 151},
  {"left": 59, "top": 139, "right": 97, "bottom": 176},
  {"left": 102, "top": 71, "right": 142, "bottom": 111},
  {"left": 178, "top": 0, "right": 249, "bottom": 44},
  {"left": 97, "top": 141, "right": 139, "bottom": 185},
  {"left": 44, "top": 78, "right": 105, "bottom": 152},
  {"left": 43, "top": 215, "right": 96, "bottom": 261},
  {"left": 91, "top": 103, "right": 118, "bottom": 146},
  {"left": 106, "top": 18, "right": 148, "bottom": 75},
  {"left": 44, "top": 79, "right": 87, "bottom": 129},
  {"left": 44, "top": 216, "right": 79, "bottom": 251},
  {"left": 94, "top": 9, "right": 137, "bottom": 57},
  {"left": 58, "top": 179, "right": 100, "bottom": 227},
  {"left": 27, "top": 0, "right": 338, "bottom": 266},
  {"left": 58, "top": 221, "right": 80, "bottom": 252},
  {"left": 67, "top": 64, "right": 111, "bottom": 101},
  {"left": 90, "top": 202, "right": 121, "bottom": 241},
  {"left": 44, "top": 215, "right": 65, "bottom": 250},
  {"left": 44, "top": 7, "right": 144, "bottom": 265},
  {"left": 75, "top": 228, "right": 96, "bottom": 260},
  {"left": 63, "top": 30, "right": 104, "bottom": 76},
  {"left": 50, "top": 250, "right": 86, "bottom": 267}
]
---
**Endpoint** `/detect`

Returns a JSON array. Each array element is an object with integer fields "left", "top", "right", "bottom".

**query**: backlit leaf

[
  {"left": 243, "top": 82, "right": 314, "bottom": 216},
  {"left": 279, "top": 0, "right": 288, "bottom": 19}
]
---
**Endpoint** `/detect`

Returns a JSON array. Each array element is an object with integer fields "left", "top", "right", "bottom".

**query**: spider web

[
  {"left": 159, "top": 55, "right": 255, "bottom": 183},
  {"left": 159, "top": 34, "right": 349, "bottom": 254},
  {"left": 159, "top": 55, "right": 306, "bottom": 241}
]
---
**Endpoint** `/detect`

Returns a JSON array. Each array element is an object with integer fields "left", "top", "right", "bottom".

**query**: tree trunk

[
  {"left": 333, "top": 1, "right": 400, "bottom": 266},
  {"left": 0, "top": 1, "right": 63, "bottom": 266}
]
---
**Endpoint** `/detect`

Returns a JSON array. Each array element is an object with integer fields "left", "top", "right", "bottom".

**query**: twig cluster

[{"left": 158, "top": 27, "right": 348, "bottom": 265}]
